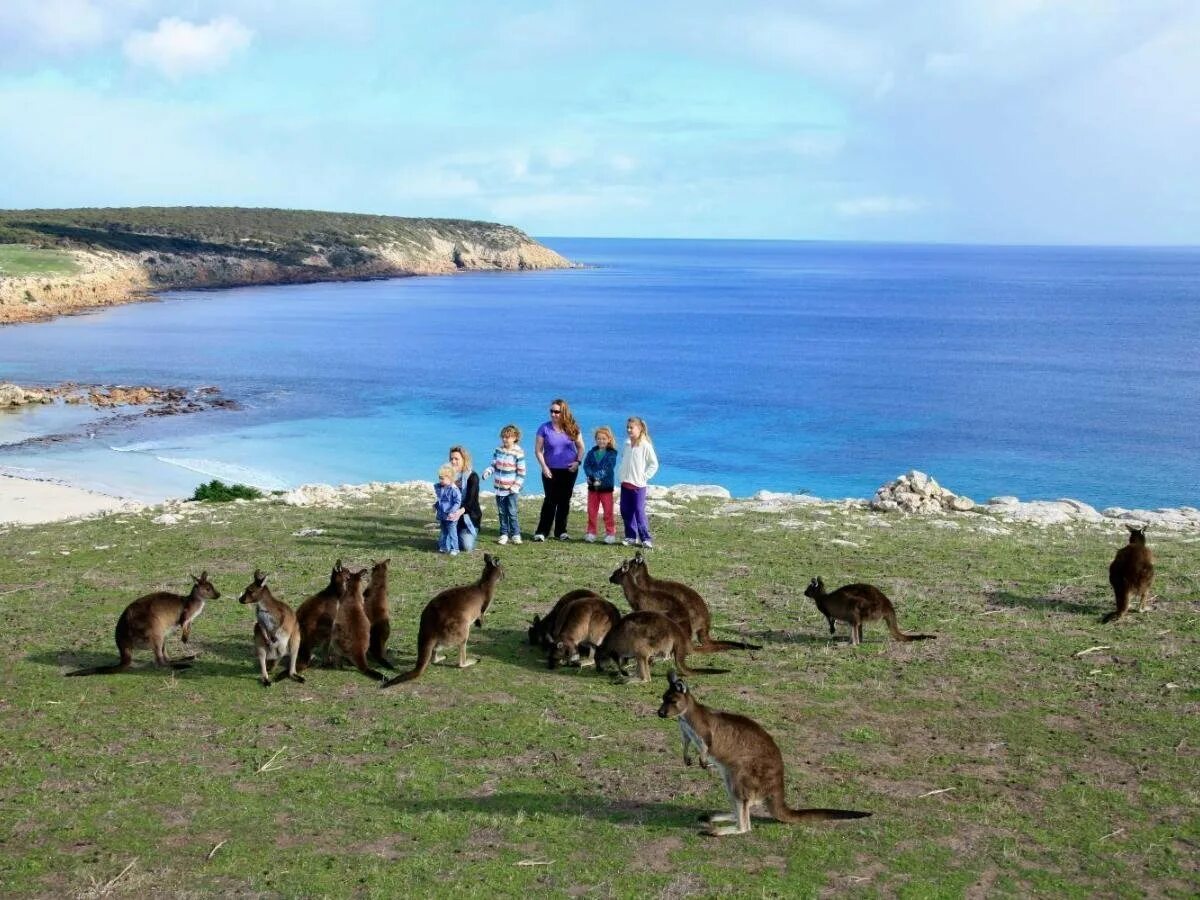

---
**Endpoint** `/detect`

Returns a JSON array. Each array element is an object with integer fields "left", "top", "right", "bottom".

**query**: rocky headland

[{"left": 0, "top": 207, "right": 572, "bottom": 325}]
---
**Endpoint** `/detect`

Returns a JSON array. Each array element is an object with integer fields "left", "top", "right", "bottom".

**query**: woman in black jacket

[{"left": 448, "top": 445, "right": 482, "bottom": 552}]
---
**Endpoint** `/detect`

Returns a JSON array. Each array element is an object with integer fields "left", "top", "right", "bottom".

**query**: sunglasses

[{"left": 549, "top": 408, "right": 562, "bottom": 414}]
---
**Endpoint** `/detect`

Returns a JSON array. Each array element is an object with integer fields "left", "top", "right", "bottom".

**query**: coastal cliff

[{"left": 0, "top": 207, "right": 572, "bottom": 324}]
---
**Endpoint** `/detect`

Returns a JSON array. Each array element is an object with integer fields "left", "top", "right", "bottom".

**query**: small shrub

[{"left": 190, "top": 479, "right": 263, "bottom": 502}]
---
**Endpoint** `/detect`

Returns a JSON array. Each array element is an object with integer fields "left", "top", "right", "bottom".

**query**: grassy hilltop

[
  {"left": 0, "top": 207, "right": 546, "bottom": 268},
  {"left": 0, "top": 489, "right": 1197, "bottom": 897},
  {"left": 0, "top": 207, "right": 571, "bottom": 324}
]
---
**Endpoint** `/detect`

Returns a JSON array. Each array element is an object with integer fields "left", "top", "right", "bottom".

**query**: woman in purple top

[{"left": 533, "top": 397, "right": 586, "bottom": 541}]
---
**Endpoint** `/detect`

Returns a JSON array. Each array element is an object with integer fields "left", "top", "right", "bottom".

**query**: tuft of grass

[
  {"left": 0, "top": 488, "right": 1196, "bottom": 896},
  {"left": 189, "top": 479, "right": 264, "bottom": 502}
]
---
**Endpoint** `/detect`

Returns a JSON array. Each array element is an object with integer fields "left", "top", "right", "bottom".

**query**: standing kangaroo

[
  {"left": 657, "top": 671, "right": 871, "bottom": 835},
  {"left": 546, "top": 595, "right": 623, "bottom": 669},
  {"left": 238, "top": 569, "right": 304, "bottom": 686},
  {"left": 596, "top": 610, "right": 729, "bottom": 684},
  {"left": 1103, "top": 525, "right": 1155, "bottom": 624},
  {"left": 609, "top": 560, "right": 695, "bottom": 635},
  {"left": 295, "top": 560, "right": 350, "bottom": 672},
  {"left": 803, "top": 577, "right": 935, "bottom": 645},
  {"left": 380, "top": 554, "right": 504, "bottom": 687},
  {"left": 529, "top": 588, "right": 604, "bottom": 647},
  {"left": 363, "top": 558, "right": 394, "bottom": 669},
  {"left": 66, "top": 572, "right": 220, "bottom": 676},
  {"left": 628, "top": 552, "right": 761, "bottom": 651},
  {"left": 326, "top": 568, "right": 385, "bottom": 681}
]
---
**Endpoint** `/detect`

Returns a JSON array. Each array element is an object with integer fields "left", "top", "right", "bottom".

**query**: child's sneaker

[
  {"left": 511, "top": 534, "right": 523, "bottom": 545},
  {"left": 533, "top": 534, "right": 545, "bottom": 542},
  {"left": 622, "top": 538, "right": 636, "bottom": 546},
  {"left": 641, "top": 540, "right": 653, "bottom": 550},
  {"left": 558, "top": 533, "right": 571, "bottom": 541},
  {"left": 450, "top": 549, "right": 459, "bottom": 556},
  {"left": 604, "top": 534, "right": 616, "bottom": 545},
  {"left": 497, "top": 534, "right": 509, "bottom": 545},
  {"left": 584, "top": 533, "right": 596, "bottom": 543}
]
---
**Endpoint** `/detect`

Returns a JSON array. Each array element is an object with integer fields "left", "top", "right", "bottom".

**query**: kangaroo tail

[
  {"left": 1102, "top": 592, "right": 1128, "bottom": 624},
  {"left": 65, "top": 661, "right": 131, "bottom": 677},
  {"left": 380, "top": 633, "right": 434, "bottom": 688},
  {"left": 66, "top": 647, "right": 132, "bottom": 677},
  {"left": 352, "top": 651, "right": 385, "bottom": 681},
  {"left": 885, "top": 611, "right": 936, "bottom": 642},
  {"left": 767, "top": 788, "right": 871, "bottom": 823},
  {"left": 693, "top": 638, "right": 763, "bottom": 652}
]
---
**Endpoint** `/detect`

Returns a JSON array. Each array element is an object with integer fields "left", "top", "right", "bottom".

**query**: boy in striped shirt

[{"left": 482, "top": 424, "right": 527, "bottom": 544}]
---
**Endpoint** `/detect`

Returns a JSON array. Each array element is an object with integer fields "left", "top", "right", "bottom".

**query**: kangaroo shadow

[
  {"left": 30, "top": 648, "right": 253, "bottom": 678},
  {"left": 305, "top": 514, "right": 436, "bottom": 554},
  {"left": 391, "top": 791, "right": 697, "bottom": 827},
  {"left": 986, "top": 589, "right": 1107, "bottom": 615},
  {"left": 750, "top": 628, "right": 842, "bottom": 646}
]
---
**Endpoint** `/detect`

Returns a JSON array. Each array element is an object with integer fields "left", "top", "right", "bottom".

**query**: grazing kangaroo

[
  {"left": 66, "top": 573, "right": 220, "bottom": 676},
  {"left": 596, "top": 610, "right": 729, "bottom": 684},
  {"left": 326, "top": 568, "right": 385, "bottom": 681},
  {"left": 529, "top": 588, "right": 604, "bottom": 647},
  {"left": 547, "top": 595, "right": 623, "bottom": 669},
  {"left": 803, "top": 577, "right": 935, "bottom": 645},
  {"left": 380, "top": 554, "right": 504, "bottom": 687},
  {"left": 628, "top": 552, "right": 761, "bottom": 651},
  {"left": 238, "top": 570, "right": 304, "bottom": 686},
  {"left": 363, "top": 558, "right": 395, "bottom": 669},
  {"left": 295, "top": 560, "right": 350, "bottom": 672},
  {"left": 657, "top": 671, "right": 871, "bottom": 835},
  {"left": 1103, "top": 525, "right": 1155, "bottom": 624}
]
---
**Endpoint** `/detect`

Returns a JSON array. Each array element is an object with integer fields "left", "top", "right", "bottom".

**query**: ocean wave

[
  {"left": 153, "top": 456, "right": 290, "bottom": 490},
  {"left": 109, "top": 441, "right": 165, "bottom": 453}
]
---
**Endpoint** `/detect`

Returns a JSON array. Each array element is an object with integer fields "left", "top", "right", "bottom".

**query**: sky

[{"left": 0, "top": 0, "right": 1197, "bottom": 244}]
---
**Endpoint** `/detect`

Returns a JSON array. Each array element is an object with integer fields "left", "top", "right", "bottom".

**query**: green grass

[
  {"left": 0, "top": 244, "right": 80, "bottom": 277},
  {"left": 0, "top": 489, "right": 1197, "bottom": 897}
]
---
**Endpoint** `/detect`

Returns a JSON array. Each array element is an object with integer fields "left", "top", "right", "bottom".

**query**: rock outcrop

[{"left": 871, "top": 470, "right": 975, "bottom": 514}]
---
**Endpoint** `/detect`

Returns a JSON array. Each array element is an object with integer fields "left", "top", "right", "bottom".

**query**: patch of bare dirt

[{"left": 630, "top": 835, "right": 682, "bottom": 872}]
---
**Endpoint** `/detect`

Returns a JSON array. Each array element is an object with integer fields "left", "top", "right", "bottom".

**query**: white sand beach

[{"left": 0, "top": 472, "right": 143, "bottom": 526}]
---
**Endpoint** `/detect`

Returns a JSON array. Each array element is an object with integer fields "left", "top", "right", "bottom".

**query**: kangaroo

[
  {"left": 326, "top": 568, "right": 385, "bottom": 681},
  {"left": 238, "top": 570, "right": 304, "bottom": 686},
  {"left": 657, "top": 671, "right": 871, "bottom": 835},
  {"left": 547, "top": 595, "right": 623, "bottom": 669},
  {"left": 596, "top": 610, "right": 729, "bottom": 684},
  {"left": 66, "top": 572, "right": 220, "bottom": 676},
  {"left": 628, "top": 552, "right": 761, "bottom": 651},
  {"left": 803, "top": 577, "right": 935, "bottom": 645},
  {"left": 295, "top": 560, "right": 350, "bottom": 672},
  {"left": 528, "top": 588, "right": 603, "bottom": 647},
  {"left": 609, "top": 560, "right": 694, "bottom": 635},
  {"left": 363, "top": 558, "right": 395, "bottom": 669},
  {"left": 380, "top": 554, "right": 504, "bottom": 687},
  {"left": 1103, "top": 525, "right": 1155, "bottom": 624}
]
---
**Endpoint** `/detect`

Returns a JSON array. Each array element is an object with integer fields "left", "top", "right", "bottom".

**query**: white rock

[{"left": 152, "top": 513, "right": 181, "bottom": 525}]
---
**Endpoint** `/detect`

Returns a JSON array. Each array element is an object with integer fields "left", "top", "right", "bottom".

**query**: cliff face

[{"left": 0, "top": 210, "right": 572, "bottom": 325}]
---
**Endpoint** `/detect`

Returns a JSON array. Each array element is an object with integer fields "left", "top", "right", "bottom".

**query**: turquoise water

[{"left": 1, "top": 238, "right": 1198, "bottom": 507}]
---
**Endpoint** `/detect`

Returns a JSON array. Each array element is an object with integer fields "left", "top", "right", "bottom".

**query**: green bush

[{"left": 189, "top": 479, "right": 264, "bottom": 502}]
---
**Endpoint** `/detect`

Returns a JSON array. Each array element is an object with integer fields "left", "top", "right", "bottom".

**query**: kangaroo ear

[
  {"left": 334, "top": 559, "right": 343, "bottom": 572},
  {"left": 199, "top": 570, "right": 208, "bottom": 582},
  {"left": 530, "top": 614, "right": 541, "bottom": 627}
]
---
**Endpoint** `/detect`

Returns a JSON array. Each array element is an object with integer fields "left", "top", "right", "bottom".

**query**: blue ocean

[{"left": 1, "top": 238, "right": 1198, "bottom": 508}]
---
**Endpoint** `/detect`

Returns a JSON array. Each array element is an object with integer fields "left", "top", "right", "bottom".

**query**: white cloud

[
  {"left": 834, "top": 195, "right": 926, "bottom": 218},
  {"left": 123, "top": 16, "right": 253, "bottom": 79}
]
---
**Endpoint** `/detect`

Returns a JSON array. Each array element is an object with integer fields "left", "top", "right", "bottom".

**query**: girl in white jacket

[{"left": 618, "top": 416, "right": 659, "bottom": 548}]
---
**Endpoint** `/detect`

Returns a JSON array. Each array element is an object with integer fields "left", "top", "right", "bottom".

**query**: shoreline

[{"left": 2, "top": 468, "right": 1197, "bottom": 531}]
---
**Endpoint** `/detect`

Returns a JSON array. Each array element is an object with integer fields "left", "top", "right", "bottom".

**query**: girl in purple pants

[{"left": 618, "top": 416, "right": 659, "bottom": 548}]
